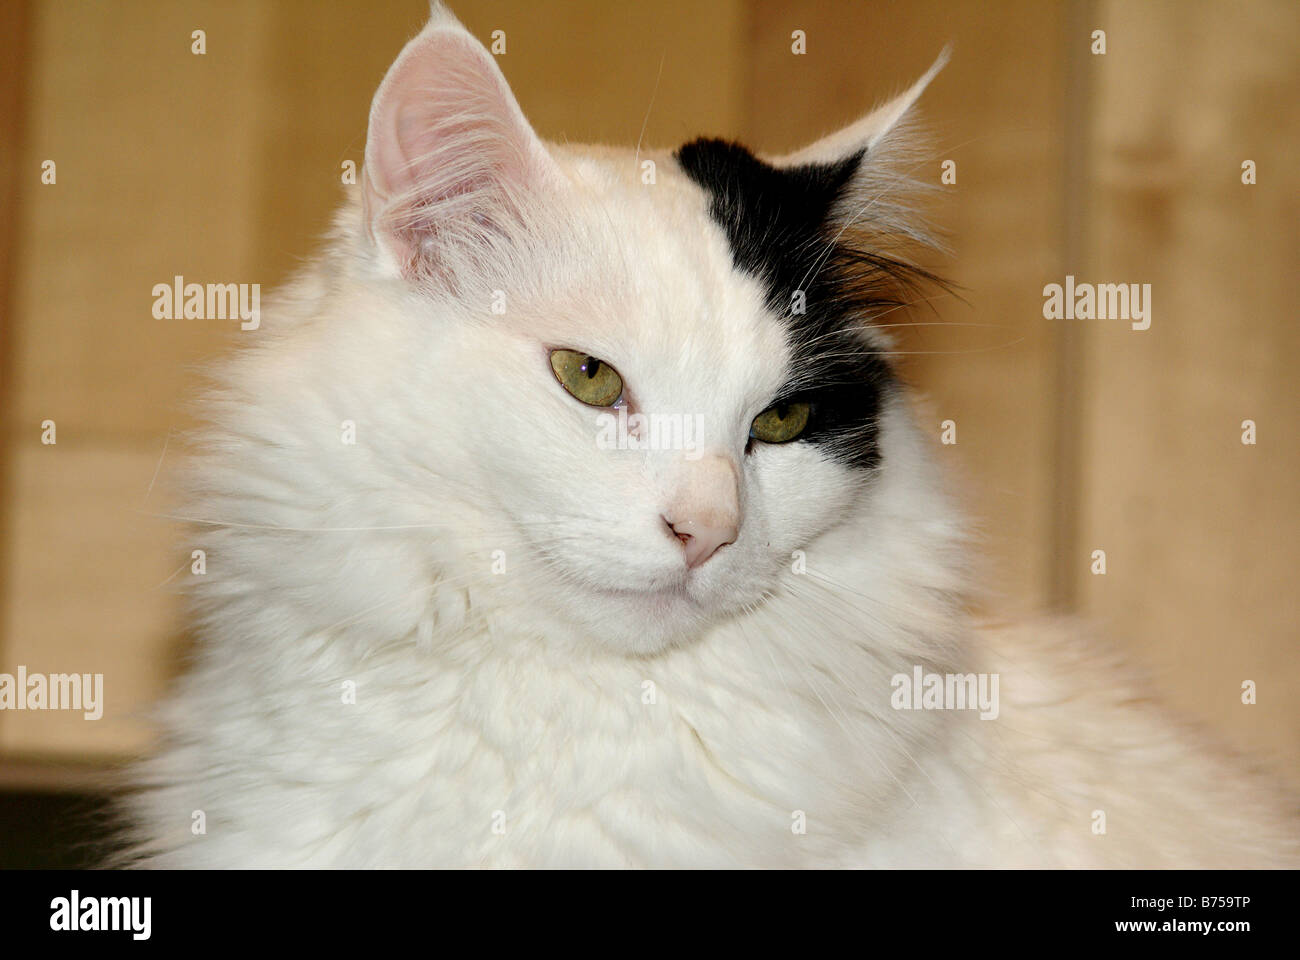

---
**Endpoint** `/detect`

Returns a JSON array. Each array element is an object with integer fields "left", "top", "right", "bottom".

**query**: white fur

[{"left": 124, "top": 10, "right": 1297, "bottom": 868}]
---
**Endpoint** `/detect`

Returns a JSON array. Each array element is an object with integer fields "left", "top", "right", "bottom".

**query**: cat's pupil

[
  {"left": 584, "top": 357, "right": 601, "bottom": 379},
  {"left": 775, "top": 402, "right": 789, "bottom": 420}
]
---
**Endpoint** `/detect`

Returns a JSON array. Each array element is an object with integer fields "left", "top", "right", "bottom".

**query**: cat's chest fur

[
  {"left": 135, "top": 583, "right": 1297, "bottom": 868},
  {"left": 144, "top": 549, "right": 967, "bottom": 868}
]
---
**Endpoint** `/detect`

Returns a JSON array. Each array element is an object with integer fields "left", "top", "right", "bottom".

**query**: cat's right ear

[{"left": 361, "top": 8, "right": 560, "bottom": 280}]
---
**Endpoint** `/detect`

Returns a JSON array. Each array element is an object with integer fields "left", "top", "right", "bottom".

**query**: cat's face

[
  {"left": 214, "top": 9, "right": 945, "bottom": 656},
  {"left": 410, "top": 145, "right": 872, "bottom": 653}
]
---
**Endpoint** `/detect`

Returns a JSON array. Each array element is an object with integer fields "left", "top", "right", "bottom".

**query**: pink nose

[{"left": 666, "top": 516, "right": 737, "bottom": 568}]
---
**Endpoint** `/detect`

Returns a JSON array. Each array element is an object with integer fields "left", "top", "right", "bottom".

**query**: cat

[{"left": 121, "top": 4, "right": 1297, "bottom": 867}]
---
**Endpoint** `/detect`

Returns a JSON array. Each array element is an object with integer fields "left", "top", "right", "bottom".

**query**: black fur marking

[{"left": 675, "top": 137, "right": 938, "bottom": 469}]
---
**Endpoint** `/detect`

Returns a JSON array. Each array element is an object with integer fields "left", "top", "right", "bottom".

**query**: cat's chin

[{"left": 564, "top": 578, "right": 749, "bottom": 656}]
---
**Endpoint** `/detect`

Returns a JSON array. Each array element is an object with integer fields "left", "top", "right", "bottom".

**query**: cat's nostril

[
  {"left": 665, "top": 516, "right": 737, "bottom": 569},
  {"left": 664, "top": 517, "right": 695, "bottom": 549}
]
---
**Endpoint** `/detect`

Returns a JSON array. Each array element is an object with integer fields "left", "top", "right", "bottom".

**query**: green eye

[
  {"left": 750, "top": 401, "right": 811, "bottom": 444},
  {"left": 549, "top": 349, "right": 624, "bottom": 407}
]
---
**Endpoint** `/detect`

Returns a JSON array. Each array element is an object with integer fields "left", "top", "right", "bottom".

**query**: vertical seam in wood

[
  {"left": 1049, "top": 0, "right": 1095, "bottom": 610},
  {"left": 0, "top": 0, "right": 33, "bottom": 749}
]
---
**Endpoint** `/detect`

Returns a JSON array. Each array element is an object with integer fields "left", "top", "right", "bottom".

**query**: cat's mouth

[{"left": 585, "top": 547, "right": 750, "bottom": 613}]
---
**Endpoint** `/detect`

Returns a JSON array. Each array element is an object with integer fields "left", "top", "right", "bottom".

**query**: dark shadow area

[{"left": 0, "top": 791, "right": 121, "bottom": 869}]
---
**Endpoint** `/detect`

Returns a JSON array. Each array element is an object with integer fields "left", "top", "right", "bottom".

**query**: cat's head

[{"left": 196, "top": 6, "right": 953, "bottom": 657}]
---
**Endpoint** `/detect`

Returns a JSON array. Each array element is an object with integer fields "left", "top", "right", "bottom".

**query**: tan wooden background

[{"left": 1, "top": 0, "right": 1295, "bottom": 787}]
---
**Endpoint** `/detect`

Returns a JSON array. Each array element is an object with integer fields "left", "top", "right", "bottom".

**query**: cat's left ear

[
  {"left": 772, "top": 48, "right": 949, "bottom": 226},
  {"left": 361, "top": 7, "right": 562, "bottom": 279},
  {"left": 774, "top": 48, "right": 948, "bottom": 167}
]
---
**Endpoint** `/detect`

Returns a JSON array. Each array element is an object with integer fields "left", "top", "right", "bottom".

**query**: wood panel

[
  {"left": 0, "top": 0, "right": 32, "bottom": 757},
  {"left": 1076, "top": 0, "right": 1300, "bottom": 774},
  {"left": 1, "top": 0, "right": 278, "bottom": 760}
]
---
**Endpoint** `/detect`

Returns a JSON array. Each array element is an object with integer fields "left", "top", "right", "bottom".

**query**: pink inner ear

[{"left": 361, "top": 27, "right": 550, "bottom": 276}]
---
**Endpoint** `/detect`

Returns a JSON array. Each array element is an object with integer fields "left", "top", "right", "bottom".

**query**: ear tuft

[
  {"left": 425, "top": 1, "right": 461, "bottom": 30},
  {"left": 774, "top": 47, "right": 950, "bottom": 168}
]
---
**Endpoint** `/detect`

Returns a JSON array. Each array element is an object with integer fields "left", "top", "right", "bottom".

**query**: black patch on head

[{"left": 675, "top": 137, "right": 939, "bottom": 469}]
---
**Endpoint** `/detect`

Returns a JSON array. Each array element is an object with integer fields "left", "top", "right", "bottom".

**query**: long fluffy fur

[{"left": 117, "top": 12, "right": 1297, "bottom": 868}]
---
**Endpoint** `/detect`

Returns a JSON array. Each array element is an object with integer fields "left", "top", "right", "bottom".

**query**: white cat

[{"left": 124, "top": 5, "right": 1297, "bottom": 867}]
